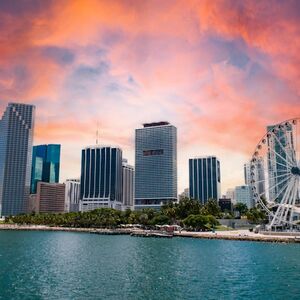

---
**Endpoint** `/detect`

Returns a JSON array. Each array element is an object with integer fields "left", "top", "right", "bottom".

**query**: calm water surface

[{"left": 0, "top": 231, "right": 299, "bottom": 300}]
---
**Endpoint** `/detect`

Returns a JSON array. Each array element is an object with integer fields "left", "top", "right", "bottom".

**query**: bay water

[{"left": 0, "top": 231, "right": 299, "bottom": 299}]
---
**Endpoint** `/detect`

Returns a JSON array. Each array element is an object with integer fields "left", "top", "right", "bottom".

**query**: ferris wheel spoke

[
  {"left": 253, "top": 173, "right": 289, "bottom": 184},
  {"left": 268, "top": 146, "right": 294, "bottom": 169},
  {"left": 267, "top": 156, "right": 291, "bottom": 170},
  {"left": 262, "top": 175, "right": 291, "bottom": 198},
  {"left": 270, "top": 131, "right": 295, "bottom": 165},
  {"left": 253, "top": 172, "right": 289, "bottom": 185},
  {"left": 286, "top": 129, "right": 297, "bottom": 167},
  {"left": 258, "top": 174, "right": 292, "bottom": 198},
  {"left": 271, "top": 180, "right": 293, "bottom": 226},
  {"left": 271, "top": 179, "right": 290, "bottom": 202},
  {"left": 274, "top": 178, "right": 295, "bottom": 226},
  {"left": 283, "top": 182, "right": 295, "bottom": 223}
]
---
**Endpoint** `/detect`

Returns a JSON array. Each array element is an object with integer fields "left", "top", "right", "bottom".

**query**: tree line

[{"left": 5, "top": 198, "right": 267, "bottom": 231}]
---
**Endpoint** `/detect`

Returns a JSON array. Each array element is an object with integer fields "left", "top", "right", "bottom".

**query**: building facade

[
  {"left": 122, "top": 159, "right": 134, "bottom": 210},
  {"left": 0, "top": 103, "right": 35, "bottom": 216},
  {"left": 36, "top": 182, "right": 65, "bottom": 213},
  {"left": 189, "top": 156, "right": 221, "bottom": 204},
  {"left": 226, "top": 188, "right": 236, "bottom": 204},
  {"left": 65, "top": 179, "right": 80, "bottom": 212},
  {"left": 31, "top": 144, "right": 61, "bottom": 194},
  {"left": 80, "top": 146, "right": 123, "bottom": 211},
  {"left": 135, "top": 122, "right": 177, "bottom": 210},
  {"left": 235, "top": 185, "right": 253, "bottom": 208}
]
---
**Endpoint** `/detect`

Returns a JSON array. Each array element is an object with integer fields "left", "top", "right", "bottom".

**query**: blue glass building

[
  {"left": 80, "top": 146, "right": 123, "bottom": 211},
  {"left": 30, "top": 144, "right": 61, "bottom": 194},
  {"left": 189, "top": 156, "right": 221, "bottom": 204},
  {"left": 135, "top": 122, "right": 177, "bottom": 210},
  {"left": 0, "top": 103, "right": 35, "bottom": 216}
]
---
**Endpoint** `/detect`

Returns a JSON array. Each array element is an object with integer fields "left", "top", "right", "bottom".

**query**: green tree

[
  {"left": 234, "top": 203, "right": 248, "bottom": 216},
  {"left": 150, "top": 214, "right": 170, "bottom": 225},
  {"left": 246, "top": 207, "right": 267, "bottom": 224},
  {"left": 201, "top": 199, "right": 221, "bottom": 217},
  {"left": 183, "top": 214, "right": 208, "bottom": 231},
  {"left": 174, "top": 198, "right": 202, "bottom": 220}
]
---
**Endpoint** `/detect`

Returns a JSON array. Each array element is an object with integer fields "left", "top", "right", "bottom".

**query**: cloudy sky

[{"left": 0, "top": 0, "right": 299, "bottom": 194}]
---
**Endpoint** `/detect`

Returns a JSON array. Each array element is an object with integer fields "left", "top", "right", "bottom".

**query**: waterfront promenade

[{"left": 1, "top": 224, "right": 300, "bottom": 243}]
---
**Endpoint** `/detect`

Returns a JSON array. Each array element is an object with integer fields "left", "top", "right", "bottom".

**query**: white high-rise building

[
  {"left": 65, "top": 179, "right": 80, "bottom": 212},
  {"left": 122, "top": 159, "right": 134, "bottom": 210}
]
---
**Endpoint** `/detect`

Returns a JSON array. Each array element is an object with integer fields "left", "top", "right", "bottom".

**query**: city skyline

[{"left": 1, "top": 1, "right": 300, "bottom": 193}]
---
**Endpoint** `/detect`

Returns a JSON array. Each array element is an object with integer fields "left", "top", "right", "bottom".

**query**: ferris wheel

[{"left": 250, "top": 118, "right": 300, "bottom": 230}]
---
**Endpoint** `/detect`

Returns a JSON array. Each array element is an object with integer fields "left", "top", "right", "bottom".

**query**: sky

[{"left": 0, "top": 0, "right": 300, "bottom": 194}]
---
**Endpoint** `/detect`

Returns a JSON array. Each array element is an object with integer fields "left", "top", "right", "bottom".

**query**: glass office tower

[
  {"left": 30, "top": 144, "right": 61, "bottom": 194},
  {"left": 135, "top": 122, "right": 177, "bottom": 210},
  {"left": 189, "top": 156, "right": 221, "bottom": 204},
  {"left": 0, "top": 103, "right": 35, "bottom": 216},
  {"left": 80, "top": 146, "right": 123, "bottom": 211}
]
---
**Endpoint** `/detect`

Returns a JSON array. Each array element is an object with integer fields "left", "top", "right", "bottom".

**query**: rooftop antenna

[{"left": 96, "top": 121, "right": 99, "bottom": 145}]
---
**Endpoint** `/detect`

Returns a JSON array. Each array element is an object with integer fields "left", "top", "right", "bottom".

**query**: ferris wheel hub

[{"left": 291, "top": 166, "right": 300, "bottom": 176}]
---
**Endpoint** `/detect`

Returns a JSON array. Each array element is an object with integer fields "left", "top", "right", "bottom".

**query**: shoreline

[{"left": 1, "top": 224, "right": 300, "bottom": 244}]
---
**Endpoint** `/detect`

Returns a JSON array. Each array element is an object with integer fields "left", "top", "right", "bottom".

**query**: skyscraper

[
  {"left": 0, "top": 103, "right": 35, "bottom": 216},
  {"left": 122, "top": 159, "right": 134, "bottom": 210},
  {"left": 31, "top": 144, "right": 61, "bottom": 194},
  {"left": 80, "top": 146, "right": 123, "bottom": 211},
  {"left": 135, "top": 122, "right": 177, "bottom": 210},
  {"left": 189, "top": 156, "right": 221, "bottom": 204}
]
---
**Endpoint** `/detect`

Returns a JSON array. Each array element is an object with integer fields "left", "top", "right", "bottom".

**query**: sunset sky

[{"left": 0, "top": 0, "right": 300, "bottom": 194}]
